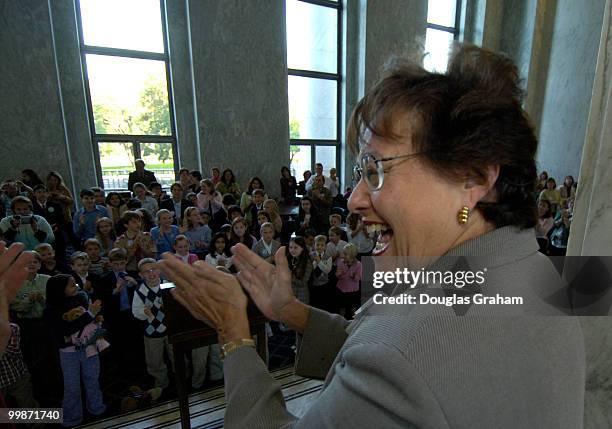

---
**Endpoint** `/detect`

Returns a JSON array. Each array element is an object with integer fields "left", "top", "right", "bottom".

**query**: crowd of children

[
  {"left": 0, "top": 165, "right": 580, "bottom": 425},
  {"left": 534, "top": 172, "right": 577, "bottom": 256},
  {"left": 0, "top": 165, "right": 370, "bottom": 426}
]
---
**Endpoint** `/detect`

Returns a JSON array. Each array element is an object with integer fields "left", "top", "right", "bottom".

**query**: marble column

[
  {"left": 568, "top": 0, "right": 612, "bottom": 258},
  {"left": 531, "top": 0, "right": 605, "bottom": 181},
  {"left": 342, "top": 0, "right": 367, "bottom": 188},
  {"left": 0, "top": 0, "right": 74, "bottom": 191},
  {"left": 566, "top": 1, "right": 612, "bottom": 427},
  {"left": 50, "top": 0, "right": 98, "bottom": 192},
  {"left": 342, "top": 0, "right": 427, "bottom": 186},
  {"left": 188, "top": 0, "right": 289, "bottom": 198},
  {"left": 166, "top": 0, "right": 201, "bottom": 171},
  {"left": 363, "top": 0, "right": 427, "bottom": 90}
]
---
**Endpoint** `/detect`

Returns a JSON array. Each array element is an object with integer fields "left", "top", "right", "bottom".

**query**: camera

[
  {"left": 20, "top": 215, "right": 32, "bottom": 224},
  {"left": 11, "top": 215, "right": 31, "bottom": 224}
]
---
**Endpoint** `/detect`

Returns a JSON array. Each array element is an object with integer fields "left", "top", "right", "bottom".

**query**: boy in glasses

[{"left": 132, "top": 258, "right": 173, "bottom": 389}]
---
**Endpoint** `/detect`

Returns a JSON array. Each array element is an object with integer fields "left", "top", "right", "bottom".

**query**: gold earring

[{"left": 458, "top": 206, "right": 469, "bottom": 225}]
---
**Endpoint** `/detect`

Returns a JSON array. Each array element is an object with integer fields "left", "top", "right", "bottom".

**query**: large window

[
  {"left": 286, "top": 0, "right": 342, "bottom": 183},
  {"left": 76, "top": 0, "right": 177, "bottom": 190},
  {"left": 425, "top": 0, "right": 462, "bottom": 72}
]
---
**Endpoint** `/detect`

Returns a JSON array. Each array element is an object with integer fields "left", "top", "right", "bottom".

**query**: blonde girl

[
  {"left": 263, "top": 199, "right": 283, "bottom": 235},
  {"left": 335, "top": 243, "right": 362, "bottom": 319},
  {"left": 95, "top": 217, "right": 116, "bottom": 257}
]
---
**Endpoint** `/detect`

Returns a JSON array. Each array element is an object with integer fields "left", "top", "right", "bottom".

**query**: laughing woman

[{"left": 159, "top": 45, "right": 584, "bottom": 428}]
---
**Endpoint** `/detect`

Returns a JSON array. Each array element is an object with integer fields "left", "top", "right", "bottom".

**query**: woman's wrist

[
  {"left": 278, "top": 298, "right": 310, "bottom": 334},
  {"left": 217, "top": 308, "right": 251, "bottom": 344}
]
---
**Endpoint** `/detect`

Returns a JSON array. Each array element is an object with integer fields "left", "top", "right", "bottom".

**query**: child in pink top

[
  {"left": 173, "top": 235, "right": 199, "bottom": 265},
  {"left": 335, "top": 243, "right": 362, "bottom": 319}
]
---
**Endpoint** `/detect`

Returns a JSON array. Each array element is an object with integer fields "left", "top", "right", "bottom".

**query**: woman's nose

[{"left": 347, "top": 178, "right": 371, "bottom": 215}]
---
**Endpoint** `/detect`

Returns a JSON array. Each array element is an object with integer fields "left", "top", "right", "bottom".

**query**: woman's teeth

[
  {"left": 366, "top": 223, "right": 393, "bottom": 255},
  {"left": 365, "top": 223, "right": 390, "bottom": 234}
]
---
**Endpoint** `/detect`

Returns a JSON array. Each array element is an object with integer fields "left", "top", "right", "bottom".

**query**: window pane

[
  {"left": 140, "top": 143, "right": 175, "bottom": 188},
  {"left": 87, "top": 54, "right": 171, "bottom": 135},
  {"left": 98, "top": 142, "right": 134, "bottom": 190},
  {"left": 290, "top": 145, "right": 312, "bottom": 181},
  {"left": 427, "top": 0, "right": 457, "bottom": 27},
  {"left": 288, "top": 76, "right": 337, "bottom": 140},
  {"left": 315, "top": 146, "right": 337, "bottom": 177},
  {"left": 79, "top": 0, "right": 164, "bottom": 53},
  {"left": 286, "top": 0, "right": 338, "bottom": 73},
  {"left": 424, "top": 28, "right": 454, "bottom": 72}
]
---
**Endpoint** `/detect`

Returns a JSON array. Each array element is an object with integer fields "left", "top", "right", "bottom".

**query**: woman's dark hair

[
  {"left": 348, "top": 44, "right": 538, "bottom": 229},
  {"left": 210, "top": 232, "right": 231, "bottom": 258},
  {"left": 46, "top": 274, "right": 72, "bottom": 308},
  {"left": 247, "top": 177, "right": 265, "bottom": 194},
  {"left": 281, "top": 166, "right": 291, "bottom": 177},
  {"left": 286, "top": 236, "right": 309, "bottom": 279},
  {"left": 21, "top": 169, "right": 43, "bottom": 187},
  {"left": 538, "top": 200, "right": 552, "bottom": 219},
  {"left": 221, "top": 169, "right": 236, "bottom": 185},
  {"left": 105, "top": 191, "right": 125, "bottom": 207}
]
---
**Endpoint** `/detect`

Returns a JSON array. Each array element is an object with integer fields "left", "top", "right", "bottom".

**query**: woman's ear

[{"left": 464, "top": 165, "right": 500, "bottom": 205}]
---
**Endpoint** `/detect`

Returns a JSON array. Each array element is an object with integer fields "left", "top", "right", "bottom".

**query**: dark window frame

[
  {"left": 426, "top": 0, "right": 463, "bottom": 39},
  {"left": 288, "top": 0, "right": 343, "bottom": 181},
  {"left": 75, "top": 0, "right": 178, "bottom": 191}
]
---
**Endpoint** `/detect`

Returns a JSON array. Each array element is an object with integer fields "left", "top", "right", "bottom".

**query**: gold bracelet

[{"left": 220, "top": 338, "right": 255, "bottom": 360}]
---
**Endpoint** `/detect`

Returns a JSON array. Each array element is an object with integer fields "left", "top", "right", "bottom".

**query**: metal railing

[{"left": 101, "top": 168, "right": 175, "bottom": 191}]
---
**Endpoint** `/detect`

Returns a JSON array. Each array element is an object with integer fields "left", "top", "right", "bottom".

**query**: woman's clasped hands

[{"left": 158, "top": 243, "right": 297, "bottom": 343}]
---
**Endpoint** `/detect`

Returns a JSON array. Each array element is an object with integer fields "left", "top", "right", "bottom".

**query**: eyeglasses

[{"left": 352, "top": 152, "right": 426, "bottom": 191}]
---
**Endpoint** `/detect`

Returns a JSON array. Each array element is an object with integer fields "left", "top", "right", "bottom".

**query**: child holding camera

[{"left": 0, "top": 196, "right": 54, "bottom": 250}]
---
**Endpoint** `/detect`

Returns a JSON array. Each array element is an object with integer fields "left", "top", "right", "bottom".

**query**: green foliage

[
  {"left": 137, "top": 76, "right": 171, "bottom": 136},
  {"left": 92, "top": 74, "right": 172, "bottom": 164},
  {"left": 91, "top": 74, "right": 170, "bottom": 136},
  {"left": 142, "top": 144, "right": 171, "bottom": 164},
  {"left": 289, "top": 145, "right": 301, "bottom": 167},
  {"left": 93, "top": 104, "right": 110, "bottom": 134},
  {"left": 289, "top": 119, "right": 301, "bottom": 139}
]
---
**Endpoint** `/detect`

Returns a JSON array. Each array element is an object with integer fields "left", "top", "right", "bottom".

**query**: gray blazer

[{"left": 223, "top": 226, "right": 585, "bottom": 428}]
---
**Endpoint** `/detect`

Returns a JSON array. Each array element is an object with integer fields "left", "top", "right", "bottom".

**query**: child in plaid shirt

[
  {"left": 0, "top": 324, "right": 38, "bottom": 409},
  {"left": 132, "top": 258, "right": 173, "bottom": 389}
]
